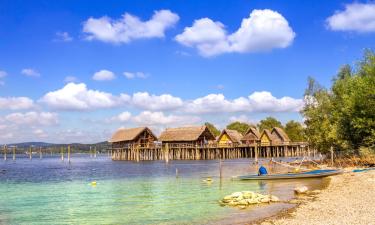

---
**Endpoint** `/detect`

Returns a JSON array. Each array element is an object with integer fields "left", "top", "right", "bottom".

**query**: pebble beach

[{"left": 260, "top": 169, "right": 375, "bottom": 225}]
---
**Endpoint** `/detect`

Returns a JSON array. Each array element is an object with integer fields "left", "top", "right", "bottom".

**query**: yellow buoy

[{"left": 91, "top": 181, "right": 97, "bottom": 186}]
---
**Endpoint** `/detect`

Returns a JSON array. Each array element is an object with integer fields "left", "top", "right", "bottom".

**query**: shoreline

[{"left": 256, "top": 168, "right": 375, "bottom": 225}]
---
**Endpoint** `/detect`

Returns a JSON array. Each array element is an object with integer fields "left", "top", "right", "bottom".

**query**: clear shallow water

[{"left": 0, "top": 155, "right": 327, "bottom": 225}]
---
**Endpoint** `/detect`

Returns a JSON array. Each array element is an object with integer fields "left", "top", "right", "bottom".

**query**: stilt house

[
  {"left": 109, "top": 127, "right": 158, "bottom": 149},
  {"left": 217, "top": 129, "right": 243, "bottom": 146},
  {"left": 159, "top": 125, "right": 216, "bottom": 147}
]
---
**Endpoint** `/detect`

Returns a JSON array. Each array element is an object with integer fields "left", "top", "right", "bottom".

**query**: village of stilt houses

[{"left": 109, "top": 125, "right": 312, "bottom": 161}]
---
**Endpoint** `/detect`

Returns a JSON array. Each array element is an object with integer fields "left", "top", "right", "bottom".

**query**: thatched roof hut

[
  {"left": 217, "top": 129, "right": 243, "bottom": 145},
  {"left": 260, "top": 129, "right": 278, "bottom": 144},
  {"left": 109, "top": 127, "right": 157, "bottom": 147},
  {"left": 245, "top": 127, "right": 261, "bottom": 139},
  {"left": 271, "top": 127, "right": 290, "bottom": 142},
  {"left": 159, "top": 125, "right": 215, "bottom": 143}
]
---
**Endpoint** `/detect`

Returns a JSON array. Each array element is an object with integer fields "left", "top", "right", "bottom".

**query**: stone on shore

[
  {"left": 219, "top": 191, "right": 279, "bottom": 208},
  {"left": 294, "top": 186, "right": 308, "bottom": 194}
]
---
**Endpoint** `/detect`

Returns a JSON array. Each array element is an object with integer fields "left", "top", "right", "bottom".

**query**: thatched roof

[
  {"left": 218, "top": 129, "right": 243, "bottom": 143},
  {"left": 109, "top": 127, "right": 156, "bottom": 143},
  {"left": 271, "top": 127, "right": 290, "bottom": 142},
  {"left": 242, "top": 132, "right": 258, "bottom": 141},
  {"left": 159, "top": 125, "right": 215, "bottom": 142},
  {"left": 244, "top": 127, "right": 261, "bottom": 139},
  {"left": 260, "top": 129, "right": 278, "bottom": 142}
]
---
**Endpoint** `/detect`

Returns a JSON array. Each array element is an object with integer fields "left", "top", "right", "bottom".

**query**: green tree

[
  {"left": 257, "top": 117, "right": 283, "bottom": 132},
  {"left": 302, "top": 50, "right": 375, "bottom": 154},
  {"left": 204, "top": 122, "right": 220, "bottom": 137},
  {"left": 226, "top": 121, "right": 250, "bottom": 135},
  {"left": 284, "top": 120, "right": 305, "bottom": 142}
]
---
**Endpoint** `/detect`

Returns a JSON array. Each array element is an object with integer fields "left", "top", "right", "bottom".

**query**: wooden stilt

[
  {"left": 68, "top": 145, "right": 71, "bottom": 163},
  {"left": 13, "top": 146, "right": 16, "bottom": 161}
]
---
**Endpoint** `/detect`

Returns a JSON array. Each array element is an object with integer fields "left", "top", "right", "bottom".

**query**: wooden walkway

[{"left": 110, "top": 142, "right": 314, "bottom": 161}]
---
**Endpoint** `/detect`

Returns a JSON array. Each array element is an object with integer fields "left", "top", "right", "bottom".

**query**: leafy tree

[
  {"left": 284, "top": 120, "right": 305, "bottom": 142},
  {"left": 205, "top": 122, "right": 220, "bottom": 137},
  {"left": 226, "top": 121, "right": 250, "bottom": 135},
  {"left": 257, "top": 117, "right": 283, "bottom": 132},
  {"left": 302, "top": 50, "right": 375, "bottom": 154}
]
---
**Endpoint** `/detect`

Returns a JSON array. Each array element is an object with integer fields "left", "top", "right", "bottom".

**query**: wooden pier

[{"left": 110, "top": 142, "right": 313, "bottom": 161}]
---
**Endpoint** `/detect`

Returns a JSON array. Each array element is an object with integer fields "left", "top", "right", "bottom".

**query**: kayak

[{"left": 236, "top": 169, "right": 342, "bottom": 180}]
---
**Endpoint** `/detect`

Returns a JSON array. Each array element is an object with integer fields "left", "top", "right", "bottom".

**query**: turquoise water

[{"left": 0, "top": 155, "right": 326, "bottom": 224}]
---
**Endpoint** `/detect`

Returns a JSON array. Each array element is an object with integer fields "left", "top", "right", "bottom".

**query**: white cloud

[
  {"left": 92, "top": 69, "right": 116, "bottom": 81},
  {"left": 108, "top": 111, "right": 132, "bottom": 122},
  {"left": 83, "top": 9, "right": 179, "bottom": 44},
  {"left": 247, "top": 91, "right": 302, "bottom": 112},
  {"left": 229, "top": 115, "right": 257, "bottom": 124},
  {"left": 4, "top": 111, "right": 58, "bottom": 126},
  {"left": 21, "top": 68, "right": 41, "bottom": 77},
  {"left": 131, "top": 92, "right": 183, "bottom": 111},
  {"left": 38, "top": 82, "right": 301, "bottom": 114},
  {"left": 132, "top": 111, "right": 200, "bottom": 126},
  {"left": 327, "top": 3, "right": 375, "bottom": 32},
  {"left": 185, "top": 91, "right": 303, "bottom": 114},
  {"left": 55, "top": 31, "right": 73, "bottom": 42},
  {"left": 175, "top": 9, "right": 295, "bottom": 57},
  {"left": 39, "top": 82, "right": 128, "bottom": 110},
  {"left": 0, "top": 97, "right": 35, "bottom": 110},
  {"left": 0, "top": 70, "right": 7, "bottom": 78},
  {"left": 33, "top": 129, "right": 48, "bottom": 138},
  {"left": 64, "top": 76, "right": 78, "bottom": 83},
  {"left": 123, "top": 71, "right": 147, "bottom": 79}
]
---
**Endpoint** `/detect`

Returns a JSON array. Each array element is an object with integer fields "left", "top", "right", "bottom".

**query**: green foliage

[
  {"left": 226, "top": 121, "right": 250, "bottom": 135},
  {"left": 204, "top": 122, "right": 220, "bottom": 137},
  {"left": 284, "top": 120, "right": 305, "bottom": 142},
  {"left": 302, "top": 50, "right": 375, "bottom": 154},
  {"left": 257, "top": 117, "right": 283, "bottom": 132}
]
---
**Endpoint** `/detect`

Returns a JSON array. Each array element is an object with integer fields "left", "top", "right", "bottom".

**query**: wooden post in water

[
  {"left": 29, "top": 146, "right": 32, "bottom": 160},
  {"left": 61, "top": 147, "right": 64, "bottom": 161},
  {"left": 219, "top": 159, "right": 223, "bottom": 179},
  {"left": 89, "top": 146, "right": 92, "bottom": 158},
  {"left": 3, "top": 145, "right": 7, "bottom": 161},
  {"left": 94, "top": 146, "right": 97, "bottom": 158},
  {"left": 68, "top": 145, "right": 71, "bottom": 163},
  {"left": 39, "top": 147, "right": 42, "bottom": 159},
  {"left": 176, "top": 168, "right": 179, "bottom": 178},
  {"left": 13, "top": 146, "right": 16, "bottom": 161},
  {"left": 165, "top": 143, "right": 169, "bottom": 164}
]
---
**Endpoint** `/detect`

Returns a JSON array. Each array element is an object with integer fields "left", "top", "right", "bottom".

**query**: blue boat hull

[{"left": 237, "top": 169, "right": 342, "bottom": 180}]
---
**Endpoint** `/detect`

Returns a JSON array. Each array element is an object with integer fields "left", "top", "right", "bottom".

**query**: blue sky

[{"left": 1, "top": 0, "right": 375, "bottom": 144}]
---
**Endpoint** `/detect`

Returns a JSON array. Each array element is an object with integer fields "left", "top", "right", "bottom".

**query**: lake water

[{"left": 0, "top": 154, "right": 328, "bottom": 224}]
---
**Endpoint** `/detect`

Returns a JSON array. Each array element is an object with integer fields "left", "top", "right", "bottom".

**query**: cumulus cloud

[
  {"left": 0, "top": 97, "right": 35, "bottom": 110},
  {"left": 92, "top": 70, "right": 116, "bottom": 81},
  {"left": 132, "top": 111, "right": 200, "bottom": 126},
  {"left": 175, "top": 9, "right": 295, "bottom": 57},
  {"left": 21, "top": 68, "right": 41, "bottom": 77},
  {"left": 4, "top": 111, "right": 58, "bottom": 126},
  {"left": 38, "top": 82, "right": 302, "bottom": 114},
  {"left": 185, "top": 91, "right": 303, "bottom": 114},
  {"left": 108, "top": 111, "right": 132, "bottom": 122},
  {"left": 123, "top": 71, "right": 147, "bottom": 79},
  {"left": 83, "top": 9, "right": 179, "bottom": 44},
  {"left": 39, "top": 82, "right": 128, "bottom": 110},
  {"left": 327, "top": 3, "right": 375, "bottom": 32},
  {"left": 229, "top": 115, "right": 256, "bottom": 124},
  {"left": 55, "top": 31, "right": 73, "bottom": 42},
  {"left": 132, "top": 92, "right": 183, "bottom": 111}
]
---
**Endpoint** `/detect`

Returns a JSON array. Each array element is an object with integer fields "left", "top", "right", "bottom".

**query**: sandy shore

[{"left": 260, "top": 169, "right": 375, "bottom": 225}]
